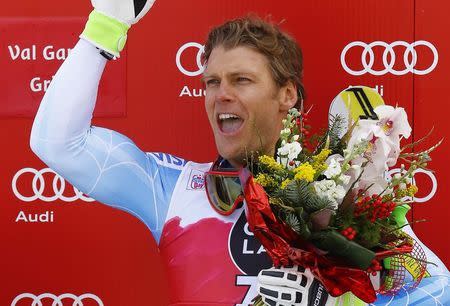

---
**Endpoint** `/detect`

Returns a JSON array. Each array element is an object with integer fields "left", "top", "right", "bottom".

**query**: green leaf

[
  {"left": 275, "top": 180, "right": 332, "bottom": 214},
  {"left": 285, "top": 212, "right": 311, "bottom": 239},
  {"left": 310, "top": 230, "right": 376, "bottom": 269}
]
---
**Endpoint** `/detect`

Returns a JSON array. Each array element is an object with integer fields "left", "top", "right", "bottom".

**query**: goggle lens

[{"left": 205, "top": 158, "right": 244, "bottom": 215}]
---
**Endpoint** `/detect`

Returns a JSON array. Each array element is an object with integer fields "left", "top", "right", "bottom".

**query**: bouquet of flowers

[{"left": 243, "top": 93, "right": 440, "bottom": 305}]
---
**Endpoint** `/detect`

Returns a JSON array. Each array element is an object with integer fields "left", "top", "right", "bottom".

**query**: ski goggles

[{"left": 205, "top": 158, "right": 245, "bottom": 215}]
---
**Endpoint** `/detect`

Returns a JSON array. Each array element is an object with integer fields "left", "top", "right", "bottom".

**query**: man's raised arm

[{"left": 29, "top": 1, "right": 180, "bottom": 243}]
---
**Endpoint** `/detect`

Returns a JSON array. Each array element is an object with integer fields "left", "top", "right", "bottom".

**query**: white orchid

[
  {"left": 348, "top": 105, "right": 412, "bottom": 182},
  {"left": 375, "top": 105, "right": 411, "bottom": 139},
  {"left": 355, "top": 175, "right": 389, "bottom": 196},
  {"left": 346, "top": 164, "right": 362, "bottom": 187},
  {"left": 351, "top": 164, "right": 361, "bottom": 172},
  {"left": 375, "top": 105, "right": 411, "bottom": 166}
]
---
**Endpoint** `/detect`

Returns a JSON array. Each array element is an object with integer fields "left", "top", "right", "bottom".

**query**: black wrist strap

[
  {"left": 308, "top": 279, "right": 329, "bottom": 306},
  {"left": 97, "top": 48, "right": 115, "bottom": 60}
]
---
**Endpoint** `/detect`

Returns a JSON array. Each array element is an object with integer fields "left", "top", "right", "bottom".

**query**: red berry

[{"left": 331, "top": 288, "right": 341, "bottom": 296}]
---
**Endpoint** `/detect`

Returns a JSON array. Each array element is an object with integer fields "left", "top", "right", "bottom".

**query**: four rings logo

[
  {"left": 12, "top": 293, "right": 103, "bottom": 306},
  {"left": 176, "top": 42, "right": 205, "bottom": 76},
  {"left": 341, "top": 40, "right": 438, "bottom": 76},
  {"left": 12, "top": 168, "right": 94, "bottom": 202}
]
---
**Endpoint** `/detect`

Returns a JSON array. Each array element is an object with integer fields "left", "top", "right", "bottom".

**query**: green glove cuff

[
  {"left": 391, "top": 204, "right": 411, "bottom": 227},
  {"left": 384, "top": 204, "right": 411, "bottom": 269},
  {"left": 334, "top": 292, "right": 366, "bottom": 306},
  {"left": 80, "top": 10, "right": 130, "bottom": 58}
]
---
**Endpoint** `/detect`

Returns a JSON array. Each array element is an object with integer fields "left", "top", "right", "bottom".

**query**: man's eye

[
  {"left": 237, "top": 77, "right": 251, "bottom": 82},
  {"left": 206, "top": 79, "right": 220, "bottom": 86}
]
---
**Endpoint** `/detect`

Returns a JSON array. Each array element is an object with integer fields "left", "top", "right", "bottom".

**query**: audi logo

[
  {"left": 341, "top": 40, "right": 438, "bottom": 76},
  {"left": 176, "top": 42, "right": 205, "bottom": 76},
  {"left": 11, "top": 293, "right": 103, "bottom": 306},
  {"left": 386, "top": 168, "right": 437, "bottom": 203},
  {"left": 12, "top": 168, "right": 94, "bottom": 202}
]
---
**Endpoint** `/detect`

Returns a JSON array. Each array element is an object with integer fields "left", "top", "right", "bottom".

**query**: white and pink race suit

[{"left": 31, "top": 39, "right": 449, "bottom": 306}]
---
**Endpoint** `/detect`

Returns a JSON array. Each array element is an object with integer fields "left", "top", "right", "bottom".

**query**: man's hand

[
  {"left": 257, "top": 266, "right": 335, "bottom": 306},
  {"left": 91, "top": 0, "right": 156, "bottom": 25},
  {"left": 80, "top": 0, "right": 156, "bottom": 57}
]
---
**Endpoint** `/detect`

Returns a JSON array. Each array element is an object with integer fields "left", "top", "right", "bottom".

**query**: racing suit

[{"left": 30, "top": 39, "right": 450, "bottom": 306}]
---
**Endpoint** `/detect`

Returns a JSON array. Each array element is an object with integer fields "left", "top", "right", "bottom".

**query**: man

[{"left": 30, "top": 0, "right": 449, "bottom": 305}]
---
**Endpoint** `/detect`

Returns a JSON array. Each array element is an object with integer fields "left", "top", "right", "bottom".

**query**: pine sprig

[
  {"left": 285, "top": 213, "right": 302, "bottom": 232},
  {"left": 328, "top": 114, "right": 347, "bottom": 152},
  {"left": 273, "top": 180, "right": 331, "bottom": 213}
]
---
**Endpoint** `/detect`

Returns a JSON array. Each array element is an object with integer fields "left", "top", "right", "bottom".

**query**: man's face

[{"left": 203, "top": 46, "right": 297, "bottom": 167}]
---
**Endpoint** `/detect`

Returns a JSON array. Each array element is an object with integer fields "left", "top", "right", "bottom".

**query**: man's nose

[{"left": 216, "top": 81, "right": 234, "bottom": 102}]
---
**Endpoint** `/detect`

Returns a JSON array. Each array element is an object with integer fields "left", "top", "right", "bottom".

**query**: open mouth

[{"left": 217, "top": 113, "right": 244, "bottom": 135}]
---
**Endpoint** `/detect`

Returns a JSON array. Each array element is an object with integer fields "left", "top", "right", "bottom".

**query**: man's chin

[
  {"left": 215, "top": 138, "right": 267, "bottom": 166},
  {"left": 217, "top": 148, "right": 245, "bottom": 166}
]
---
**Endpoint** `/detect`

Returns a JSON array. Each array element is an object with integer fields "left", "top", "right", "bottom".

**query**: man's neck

[{"left": 224, "top": 147, "right": 277, "bottom": 169}]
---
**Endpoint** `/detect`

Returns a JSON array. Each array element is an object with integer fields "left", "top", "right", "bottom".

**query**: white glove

[
  {"left": 80, "top": 0, "right": 156, "bottom": 57},
  {"left": 91, "top": 0, "right": 156, "bottom": 26},
  {"left": 257, "top": 265, "right": 336, "bottom": 306}
]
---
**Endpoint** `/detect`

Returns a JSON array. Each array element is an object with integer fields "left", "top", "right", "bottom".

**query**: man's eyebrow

[
  {"left": 201, "top": 74, "right": 214, "bottom": 83},
  {"left": 201, "top": 71, "right": 258, "bottom": 82},
  {"left": 229, "top": 71, "right": 257, "bottom": 78}
]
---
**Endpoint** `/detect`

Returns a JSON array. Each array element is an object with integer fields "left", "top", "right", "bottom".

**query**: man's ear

[{"left": 279, "top": 81, "right": 298, "bottom": 111}]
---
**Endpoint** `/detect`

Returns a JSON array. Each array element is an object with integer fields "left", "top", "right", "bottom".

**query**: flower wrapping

[{"left": 242, "top": 173, "right": 378, "bottom": 302}]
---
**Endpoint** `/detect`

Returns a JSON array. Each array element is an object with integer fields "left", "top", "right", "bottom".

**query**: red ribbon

[
  {"left": 375, "top": 244, "right": 413, "bottom": 260},
  {"left": 242, "top": 175, "right": 378, "bottom": 303}
]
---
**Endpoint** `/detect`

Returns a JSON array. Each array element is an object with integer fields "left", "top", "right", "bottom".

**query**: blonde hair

[{"left": 204, "top": 15, "right": 305, "bottom": 107}]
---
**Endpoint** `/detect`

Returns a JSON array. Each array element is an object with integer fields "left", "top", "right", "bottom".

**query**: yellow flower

[
  {"left": 255, "top": 173, "right": 277, "bottom": 188},
  {"left": 311, "top": 149, "right": 332, "bottom": 173},
  {"left": 407, "top": 185, "right": 419, "bottom": 197},
  {"left": 312, "top": 149, "right": 332, "bottom": 164},
  {"left": 396, "top": 189, "right": 407, "bottom": 198},
  {"left": 293, "top": 162, "right": 316, "bottom": 182},
  {"left": 259, "top": 155, "right": 284, "bottom": 172},
  {"left": 281, "top": 179, "right": 292, "bottom": 189},
  {"left": 312, "top": 163, "right": 328, "bottom": 174}
]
